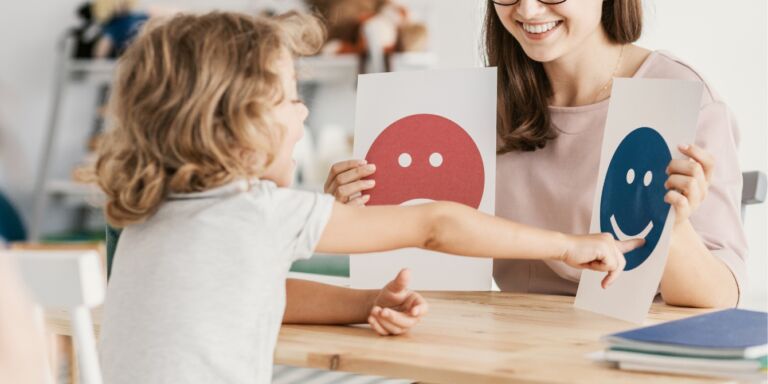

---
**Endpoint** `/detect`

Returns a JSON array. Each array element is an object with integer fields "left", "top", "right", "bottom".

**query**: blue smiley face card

[{"left": 575, "top": 78, "right": 703, "bottom": 324}]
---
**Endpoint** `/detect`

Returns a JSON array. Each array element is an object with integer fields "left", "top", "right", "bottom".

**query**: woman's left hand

[{"left": 664, "top": 144, "right": 715, "bottom": 224}]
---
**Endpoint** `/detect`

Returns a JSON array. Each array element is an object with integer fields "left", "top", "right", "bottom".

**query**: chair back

[{"left": 11, "top": 250, "right": 105, "bottom": 384}]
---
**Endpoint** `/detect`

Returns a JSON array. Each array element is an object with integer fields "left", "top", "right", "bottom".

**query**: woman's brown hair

[
  {"left": 484, "top": 0, "right": 643, "bottom": 153},
  {"left": 93, "top": 11, "right": 325, "bottom": 227}
]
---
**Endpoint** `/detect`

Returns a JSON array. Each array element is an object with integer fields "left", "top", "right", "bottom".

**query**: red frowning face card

[{"left": 364, "top": 114, "right": 484, "bottom": 208}]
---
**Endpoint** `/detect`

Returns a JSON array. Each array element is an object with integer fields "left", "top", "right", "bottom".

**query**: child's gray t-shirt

[{"left": 99, "top": 179, "right": 334, "bottom": 384}]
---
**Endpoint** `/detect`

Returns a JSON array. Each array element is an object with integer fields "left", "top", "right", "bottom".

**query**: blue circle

[{"left": 600, "top": 127, "right": 671, "bottom": 271}]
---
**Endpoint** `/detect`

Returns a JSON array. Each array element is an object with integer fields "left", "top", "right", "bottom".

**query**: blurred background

[{"left": 0, "top": 0, "right": 764, "bottom": 309}]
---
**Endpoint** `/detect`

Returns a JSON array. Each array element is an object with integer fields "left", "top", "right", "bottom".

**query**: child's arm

[
  {"left": 317, "top": 201, "right": 643, "bottom": 288},
  {"left": 284, "top": 269, "right": 426, "bottom": 335}
]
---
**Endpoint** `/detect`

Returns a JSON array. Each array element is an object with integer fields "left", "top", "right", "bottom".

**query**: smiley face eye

[
  {"left": 626, "top": 169, "right": 635, "bottom": 184},
  {"left": 643, "top": 170, "right": 653, "bottom": 187},
  {"left": 429, "top": 152, "right": 443, "bottom": 167},
  {"left": 398, "top": 153, "right": 412, "bottom": 168}
]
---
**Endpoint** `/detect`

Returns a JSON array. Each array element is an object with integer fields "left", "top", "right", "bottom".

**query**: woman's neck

[{"left": 543, "top": 29, "right": 624, "bottom": 107}]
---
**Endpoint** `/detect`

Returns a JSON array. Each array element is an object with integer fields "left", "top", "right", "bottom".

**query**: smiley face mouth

[{"left": 609, "top": 214, "right": 654, "bottom": 241}]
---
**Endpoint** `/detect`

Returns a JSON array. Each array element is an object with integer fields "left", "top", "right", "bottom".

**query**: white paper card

[
  {"left": 575, "top": 78, "right": 703, "bottom": 323},
  {"left": 350, "top": 68, "right": 497, "bottom": 290}
]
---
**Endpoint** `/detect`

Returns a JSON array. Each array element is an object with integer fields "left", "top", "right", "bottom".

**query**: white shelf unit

[{"left": 30, "top": 32, "right": 117, "bottom": 241}]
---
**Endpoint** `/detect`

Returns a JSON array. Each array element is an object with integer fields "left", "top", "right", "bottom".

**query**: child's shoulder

[
  {"left": 220, "top": 179, "right": 334, "bottom": 228},
  {"left": 158, "top": 179, "right": 334, "bottom": 230},
  {"left": 248, "top": 180, "right": 333, "bottom": 208}
]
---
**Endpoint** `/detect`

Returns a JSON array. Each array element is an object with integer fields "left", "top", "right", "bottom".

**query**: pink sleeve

[{"left": 690, "top": 100, "right": 749, "bottom": 303}]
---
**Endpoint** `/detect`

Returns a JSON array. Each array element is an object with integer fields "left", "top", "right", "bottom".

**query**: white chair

[
  {"left": 10, "top": 250, "right": 105, "bottom": 384},
  {"left": 741, "top": 170, "right": 767, "bottom": 221}
]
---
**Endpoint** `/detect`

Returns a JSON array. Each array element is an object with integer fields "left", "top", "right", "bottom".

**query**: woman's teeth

[{"left": 522, "top": 21, "right": 560, "bottom": 34}]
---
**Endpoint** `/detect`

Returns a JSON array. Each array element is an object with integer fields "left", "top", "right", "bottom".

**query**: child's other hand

[
  {"left": 324, "top": 159, "right": 377, "bottom": 205},
  {"left": 368, "top": 269, "right": 428, "bottom": 336},
  {"left": 563, "top": 235, "right": 644, "bottom": 289}
]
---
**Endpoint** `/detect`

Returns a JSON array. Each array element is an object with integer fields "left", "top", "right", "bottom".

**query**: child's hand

[
  {"left": 368, "top": 269, "right": 428, "bottom": 336},
  {"left": 563, "top": 235, "right": 645, "bottom": 289}
]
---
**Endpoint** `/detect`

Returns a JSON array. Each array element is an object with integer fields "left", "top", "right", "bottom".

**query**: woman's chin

[{"left": 520, "top": 46, "right": 563, "bottom": 64}]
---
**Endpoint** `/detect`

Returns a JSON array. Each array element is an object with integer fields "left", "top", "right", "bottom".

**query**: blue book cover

[{"left": 605, "top": 309, "right": 768, "bottom": 359}]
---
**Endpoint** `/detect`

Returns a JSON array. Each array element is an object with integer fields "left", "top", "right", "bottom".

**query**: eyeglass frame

[{"left": 491, "top": 0, "right": 568, "bottom": 6}]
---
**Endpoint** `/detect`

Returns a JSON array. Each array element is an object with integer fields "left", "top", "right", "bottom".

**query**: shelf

[
  {"left": 45, "top": 180, "right": 104, "bottom": 207},
  {"left": 65, "top": 59, "right": 117, "bottom": 73}
]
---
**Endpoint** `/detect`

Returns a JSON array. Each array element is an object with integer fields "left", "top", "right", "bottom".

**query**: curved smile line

[{"left": 610, "top": 214, "right": 654, "bottom": 241}]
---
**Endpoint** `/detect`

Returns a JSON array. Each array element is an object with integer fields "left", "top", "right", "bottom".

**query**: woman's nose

[{"left": 515, "top": 0, "right": 549, "bottom": 20}]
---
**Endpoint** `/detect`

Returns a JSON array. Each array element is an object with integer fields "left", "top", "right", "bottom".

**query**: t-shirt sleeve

[
  {"left": 270, "top": 188, "right": 335, "bottom": 262},
  {"left": 690, "top": 100, "right": 749, "bottom": 304}
]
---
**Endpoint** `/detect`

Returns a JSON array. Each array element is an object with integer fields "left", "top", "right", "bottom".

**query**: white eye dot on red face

[
  {"left": 643, "top": 171, "right": 653, "bottom": 187},
  {"left": 398, "top": 153, "right": 412, "bottom": 168},
  {"left": 626, "top": 168, "right": 635, "bottom": 184},
  {"left": 429, "top": 152, "right": 443, "bottom": 167}
]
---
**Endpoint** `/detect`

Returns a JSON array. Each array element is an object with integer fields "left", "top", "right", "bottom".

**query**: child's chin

[
  {"left": 261, "top": 173, "right": 292, "bottom": 188},
  {"left": 274, "top": 175, "right": 294, "bottom": 188},
  {"left": 264, "top": 162, "right": 296, "bottom": 187}
]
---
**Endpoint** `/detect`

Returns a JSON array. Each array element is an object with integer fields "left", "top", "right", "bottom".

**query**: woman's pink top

[{"left": 493, "top": 51, "right": 748, "bottom": 300}]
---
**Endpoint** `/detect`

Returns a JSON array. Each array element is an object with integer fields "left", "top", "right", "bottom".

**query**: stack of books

[{"left": 597, "top": 308, "right": 767, "bottom": 381}]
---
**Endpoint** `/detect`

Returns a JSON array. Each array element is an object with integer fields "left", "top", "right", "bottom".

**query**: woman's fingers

[
  {"left": 667, "top": 158, "right": 704, "bottom": 181},
  {"left": 664, "top": 174, "right": 701, "bottom": 202},
  {"left": 326, "top": 162, "right": 377, "bottom": 201},
  {"left": 333, "top": 180, "right": 375, "bottom": 202},
  {"left": 325, "top": 159, "right": 366, "bottom": 192},
  {"left": 665, "top": 189, "right": 691, "bottom": 218},
  {"left": 667, "top": 158, "right": 708, "bottom": 201},
  {"left": 336, "top": 163, "right": 376, "bottom": 186},
  {"left": 348, "top": 194, "right": 370, "bottom": 206},
  {"left": 678, "top": 144, "right": 714, "bottom": 182}
]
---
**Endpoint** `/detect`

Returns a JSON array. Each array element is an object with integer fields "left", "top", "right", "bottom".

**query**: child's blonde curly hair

[{"left": 94, "top": 11, "right": 325, "bottom": 227}]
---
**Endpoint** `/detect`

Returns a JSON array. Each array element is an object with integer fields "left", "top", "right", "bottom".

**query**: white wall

[{"left": 638, "top": 0, "right": 767, "bottom": 310}]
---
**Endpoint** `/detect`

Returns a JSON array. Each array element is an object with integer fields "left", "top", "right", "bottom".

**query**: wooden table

[{"left": 46, "top": 292, "right": 721, "bottom": 383}]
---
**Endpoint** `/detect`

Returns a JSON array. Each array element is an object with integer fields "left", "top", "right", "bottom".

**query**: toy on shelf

[
  {"left": 70, "top": 2, "right": 103, "bottom": 59},
  {"left": 91, "top": 0, "right": 149, "bottom": 58},
  {"left": 307, "top": 0, "right": 429, "bottom": 73}
]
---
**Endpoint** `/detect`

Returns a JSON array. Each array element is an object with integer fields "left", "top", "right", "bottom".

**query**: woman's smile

[{"left": 517, "top": 20, "right": 563, "bottom": 41}]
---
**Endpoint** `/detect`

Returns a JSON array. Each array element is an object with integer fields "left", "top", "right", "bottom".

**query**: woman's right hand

[
  {"left": 562, "top": 234, "right": 644, "bottom": 289},
  {"left": 324, "top": 159, "right": 377, "bottom": 205}
]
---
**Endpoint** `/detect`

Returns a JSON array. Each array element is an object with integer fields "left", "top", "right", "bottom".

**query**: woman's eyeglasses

[{"left": 492, "top": 0, "right": 568, "bottom": 6}]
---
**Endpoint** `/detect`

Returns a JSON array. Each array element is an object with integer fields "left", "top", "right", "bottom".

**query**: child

[{"left": 93, "top": 11, "right": 641, "bottom": 384}]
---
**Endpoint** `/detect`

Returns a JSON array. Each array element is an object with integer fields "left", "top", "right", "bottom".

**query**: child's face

[{"left": 262, "top": 52, "right": 309, "bottom": 187}]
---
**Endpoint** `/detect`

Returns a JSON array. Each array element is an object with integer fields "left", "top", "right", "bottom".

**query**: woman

[{"left": 326, "top": 0, "right": 747, "bottom": 308}]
